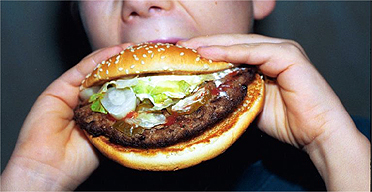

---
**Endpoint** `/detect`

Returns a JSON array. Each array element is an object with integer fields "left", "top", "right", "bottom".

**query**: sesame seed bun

[
  {"left": 78, "top": 43, "right": 265, "bottom": 171},
  {"left": 82, "top": 43, "right": 235, "bottom": 89}
]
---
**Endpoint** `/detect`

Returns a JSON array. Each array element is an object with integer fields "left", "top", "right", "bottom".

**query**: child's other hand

[
  {"left": 178, "top": 34, "right": 370, "bottom": 191},
  {"left": 179, "top": 34, "right": 351, "bottom": 148}
]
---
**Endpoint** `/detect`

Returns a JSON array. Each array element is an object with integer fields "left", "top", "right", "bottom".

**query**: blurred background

[{"left": 1, "top": 0, "right": 370, "bottom": 185}]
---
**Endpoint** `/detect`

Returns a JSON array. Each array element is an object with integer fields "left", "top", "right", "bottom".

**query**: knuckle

[{"left": 281, "top": 41, "right": 303, "bottom": 54}]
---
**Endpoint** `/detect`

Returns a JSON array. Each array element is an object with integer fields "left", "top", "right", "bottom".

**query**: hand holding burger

[
  {"left": 178, "top": 34, "right": 370, "bottom": 191},
  {"left": 1, "top": 44, "right": 132, "bottom": 191}
]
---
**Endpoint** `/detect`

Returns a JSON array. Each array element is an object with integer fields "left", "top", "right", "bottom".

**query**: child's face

[{"left": 79, "top": 1, "right": 254, "bottom": 50}]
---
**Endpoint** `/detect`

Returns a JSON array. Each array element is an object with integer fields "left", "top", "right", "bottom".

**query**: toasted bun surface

[
  {"left": 84, "top": 73, "right": 265, "bottom": 171},
  {"left": 82, "top": 43, "right": 235, "bottom": 89}
]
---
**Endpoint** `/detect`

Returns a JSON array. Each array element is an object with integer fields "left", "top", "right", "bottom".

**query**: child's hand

[
  {"left": 179, "top": 34, "right": 344, "bottom": 147},
  {"left": 1, "top": 43, "right": 132, "bottom": 191},
  {"left": 178, "top": 34, "right": 370, "bottom": 191}
]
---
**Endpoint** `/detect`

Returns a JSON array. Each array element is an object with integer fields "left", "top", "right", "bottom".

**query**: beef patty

[{"left": 74, "top": 67, "right": 256, "bottom": 148}]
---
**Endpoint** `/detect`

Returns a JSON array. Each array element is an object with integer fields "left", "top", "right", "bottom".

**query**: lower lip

[{"left": 148, "top": 38, "right": 186, "bottom": 44}]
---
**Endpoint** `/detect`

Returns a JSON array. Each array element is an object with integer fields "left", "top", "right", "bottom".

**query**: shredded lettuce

[{"left": 89, "top": 93, "right": 107, "bottom": 114}]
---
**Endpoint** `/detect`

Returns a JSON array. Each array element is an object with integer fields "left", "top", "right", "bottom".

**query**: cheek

[
  {"left": 193, "top": 1, "right": 253, "bottom": 34},
  {"left": 79, "top": 1, "right": 121, "bottom": 50}
]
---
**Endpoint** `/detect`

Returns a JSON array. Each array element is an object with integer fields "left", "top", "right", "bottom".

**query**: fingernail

[{"left": 176, "top": 39, "right": 188, "bottom": 46}]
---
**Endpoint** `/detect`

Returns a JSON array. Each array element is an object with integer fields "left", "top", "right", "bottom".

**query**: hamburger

[{"left": 74, "top": 43, "right": 265, "bottom": 171}]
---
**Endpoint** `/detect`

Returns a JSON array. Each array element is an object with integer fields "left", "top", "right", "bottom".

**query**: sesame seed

[
  {"left": 196, "top": 57, "right": 200, "bottom": 62},
  {"left": 141, "top": 60, "right": 145, "bottom": 65},
  {"left": 115, "top": 60, "right": 119, "bottom": 64},
  {"left": 99, "top": 68, "right": 103, "bottom": 72},
  {"left": 133, "top": 54, "right": 139, "bottom": 61},
  {"left": 125, "top": 69, "right": 129, "bottom": 74},
  {"left": 93, "top": 74, "right": 98, "bottom": 78},
  {"left": 120, "top": 50, "right": 124, "bottom": 54},
  {"left": 148, "top": 50, "right": 153, "bottom": 54},
  {"left": 209, "top": 59, "right": 213, "bottom": 63},
  {"left": 161, "top": 56, "right": 166, "bottom": 59},
  {"left": 118, "top": 67, "right": 123, "bottom": 71},
  {"left": 106, "top": 70, "right": 109, "bottom": 74},
  {"left": 163, "top": 66, "right": 169, "bottom": 70},
  {"left": 142, "top": 54, "right": 147, "bottom": 58},
  {"left": 180, "top": 52, "right": 185, "bottom": 56},
  {"left": 130, "top": 65, "right": 135, "bottom": 69},
  {"left": 192, "top": 49, "right": 197, "bottom": 53},
  {"left": 101, "top": 61, "right": 105, "bottom": 64},
  {"left": 151, "top": 53, "right": 154, "bottom": 58},
  {"left": 135, "top": 71, "right": 140, "bottom": 73},
  {"left": 204, "top": 64, "right": 209, "bottom": 69}
]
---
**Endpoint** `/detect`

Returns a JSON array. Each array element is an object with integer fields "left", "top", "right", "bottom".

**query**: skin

[{"left": 1, "top": 1, "right": 370, "bottom": 191}]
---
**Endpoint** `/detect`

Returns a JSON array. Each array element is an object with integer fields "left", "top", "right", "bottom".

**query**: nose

[{"left": 122, "top": 0, "right": 173, "bottom": 21}]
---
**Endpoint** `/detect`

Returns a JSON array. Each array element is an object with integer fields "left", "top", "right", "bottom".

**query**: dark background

[{"left": 1, "top": 1, "right": 370, "bottom": 187}]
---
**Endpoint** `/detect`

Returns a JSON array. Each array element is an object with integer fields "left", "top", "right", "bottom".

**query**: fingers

[
  {"left": 193, "top": 40, "right": 331, "bottom": 106},
  {"left": 178, "top": 34, "right": 285, "bottom": 48},
  {"left": 195, "top": 43, "right": 311, "bottom": 84},
  {"left": 178, "top": 34, "right": 308, "bottom": 61}
]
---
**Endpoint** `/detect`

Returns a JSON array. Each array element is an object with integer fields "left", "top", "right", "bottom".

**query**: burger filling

[
  {"left": 81, "top": 67, "right": 241, "bottom": 128},
  {"left": 75, "top": 67, "right": 256, "bottom": 148}
]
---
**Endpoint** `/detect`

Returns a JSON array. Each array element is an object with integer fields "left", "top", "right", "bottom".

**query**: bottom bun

[{"left": 85, "top": 74, "right": 265, "bottom": 171}]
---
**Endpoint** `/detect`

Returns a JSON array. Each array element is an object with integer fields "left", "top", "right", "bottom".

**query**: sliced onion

[
  {"left": 79, "top": 86, "right": 100, "bottom": 101},
  {"left": 125, "top": 113, "right": 166, "bottom": 128},
  {"left": 171, "top": 87, "right": 211, "bottom": 114},
  {"left": 101, "top": 87, "right": 136, "bottom": 120}
]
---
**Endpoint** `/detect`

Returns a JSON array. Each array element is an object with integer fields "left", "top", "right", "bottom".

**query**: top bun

[{"left": 82, "top": 43, "right": 235, "bottom": 89}]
